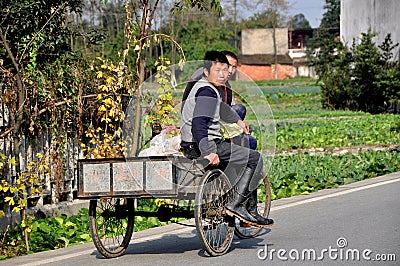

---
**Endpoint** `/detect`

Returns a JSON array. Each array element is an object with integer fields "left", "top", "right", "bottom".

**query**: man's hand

[
  {"left": 204, "top": 152, "right": 220, "bottom": 166},
  {"left": 237, "top": 120, "right": 250, "bottom": 134}
]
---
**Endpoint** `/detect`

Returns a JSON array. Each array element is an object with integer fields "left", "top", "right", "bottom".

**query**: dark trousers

[
  {"left": 182, "top": 140, "right": 263, "bottom": 191},
  {"left": 216, "top": 141, "right": 263, "bottom": 191}
]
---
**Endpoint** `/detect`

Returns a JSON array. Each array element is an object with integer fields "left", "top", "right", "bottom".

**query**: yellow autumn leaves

[
  {"left": 146, "top": 57, "right": 178, "bottom": 127},
  {"left": 80, "top": 58, "right": 127, "bottom": 159},
  {"left": 0, "top": 152, "right": 49, "bottom": 218}
]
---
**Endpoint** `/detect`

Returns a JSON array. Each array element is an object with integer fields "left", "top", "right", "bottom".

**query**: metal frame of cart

[{"left": 77, "top": 155, "right": 271, "bottom": 258}]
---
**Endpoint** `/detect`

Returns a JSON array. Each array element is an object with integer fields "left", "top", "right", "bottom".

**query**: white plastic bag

[{"left": 138, "top": 131, "right": 181, "bottom": 157}]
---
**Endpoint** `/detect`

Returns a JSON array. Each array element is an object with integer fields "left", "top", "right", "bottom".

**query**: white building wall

[
  {"left": 241, "top": 28, "right": 288, "bottom": 55},
  {"left": 341, "top": 0, "right": 400, "bottom": 60}
]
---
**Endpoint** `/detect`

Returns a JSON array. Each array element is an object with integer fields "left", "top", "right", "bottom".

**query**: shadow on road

[{"left": 89, "top": 227, "right": 273, "bottom": 259}]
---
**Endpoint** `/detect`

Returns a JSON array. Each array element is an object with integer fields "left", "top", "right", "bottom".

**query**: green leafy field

[
  {"left": 273, "top": 114, "right": 399, "bottom": 150},
  {"left": 254, "top": 78, "right": 400, "bottom": 200},
  {"left": 264, "top": 149, "right": 400, "bottom": 200}
]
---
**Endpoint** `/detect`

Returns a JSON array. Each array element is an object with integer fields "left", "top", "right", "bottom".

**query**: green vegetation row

[
  {"left": 249, "top": 113, "right": 399, "bottom": 151},
  {"left": 0, "top": 209, "right": 90, "bottom": 259},
  {"left": 239, "top": 81, "right": 368, "bottom": 120},
  {"left": 265, "top": 149, "right": 400, "bottom": 200},
  {"left": 273, "top": 114, "right": 399, "bottom": 150}
]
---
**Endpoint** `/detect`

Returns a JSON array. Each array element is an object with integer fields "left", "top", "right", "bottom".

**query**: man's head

[
  {"left": 221, "top": 50, "right": 238, "bottom": 79},
  {"left": 203, "top": 51, "right": 229, "bottom": 86}
]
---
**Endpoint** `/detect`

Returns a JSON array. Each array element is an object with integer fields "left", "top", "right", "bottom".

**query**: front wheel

[
  {"left": 89, "top": 197, "right": 134, "bottom": 258},
  {"left": 195, "top": 169, "right": 235, "bottom": 256}
]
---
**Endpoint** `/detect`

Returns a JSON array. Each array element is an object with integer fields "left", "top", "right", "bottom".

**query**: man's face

[
  {"left": 226, "top": 55, "right": 238, "bottom": 79},
  {"left": 204, "top": 61, "right": 229, "bottom": 86}
]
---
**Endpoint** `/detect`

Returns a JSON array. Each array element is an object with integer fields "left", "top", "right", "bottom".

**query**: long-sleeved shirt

[{"left": 180, "top": 78, "right": 240, "bottom": 156}]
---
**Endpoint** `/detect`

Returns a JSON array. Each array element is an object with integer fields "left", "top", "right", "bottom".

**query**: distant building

[
  {"left": 341, "top": 0, "right": 400, "bottom": 60},
  {"left": 238, "top": 28, "right": 316, "bottom": 81}
]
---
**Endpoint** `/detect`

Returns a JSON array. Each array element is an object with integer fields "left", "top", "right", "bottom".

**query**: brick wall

[{"left": 238, "top": 64, "right": 294, "bottom": 81}]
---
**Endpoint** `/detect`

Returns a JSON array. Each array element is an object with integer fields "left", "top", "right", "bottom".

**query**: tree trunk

[
  {"left": 13, "top": 74, "right": 29, "bottom": 251},
  {"left": 131, "top": 58, "right": 145, "bottom": 156},
  {"left": 233, "top": 0, "right": 238, "bottom": 50},
  {"left": 1, "top": 27, "right": 29, "bottom": 250},
  {"left": 15, "top": 72, "right": 30, "bottom": 250},
  {"left": 273, "top": 25, "right": 278, "bottom": 80}
]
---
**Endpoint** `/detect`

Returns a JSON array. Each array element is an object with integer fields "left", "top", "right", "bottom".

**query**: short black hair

[
  {"left": 221, "top": 50, "right": 238, "bottom": 62},
  {"left": 203, "top": 50, "right": 229, "bottom": 72}
]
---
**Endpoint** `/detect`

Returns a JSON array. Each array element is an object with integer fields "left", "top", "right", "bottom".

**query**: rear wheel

[
  {"left": 195, "top": 169, "right": 235, "bottom": 256},
  {"left": 89, "top": 197, "right": 134, "bottom": 258},
  {"left": 234, "top": 173, "right": 272, "bottom": 239}
]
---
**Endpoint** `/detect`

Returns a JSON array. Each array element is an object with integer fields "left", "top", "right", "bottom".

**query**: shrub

[{"left": 314, "top": 30, "right": 400, "bottom": 113}]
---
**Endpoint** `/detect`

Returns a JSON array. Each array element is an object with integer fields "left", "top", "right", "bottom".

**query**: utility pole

[
  {"left": 272, "top": 0, "right": 278, "bottom": 80},
  {"left": 234, "top": 0, "right": 237, "bottom": 50}
]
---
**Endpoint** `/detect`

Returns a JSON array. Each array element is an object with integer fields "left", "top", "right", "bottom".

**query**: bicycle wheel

[
  {"left": 234, "top": 173, "right": 272, "bottom": 239},
  {"left": 195, "top": 169, "right": 235, "bottom": 256},
  {"left": 89, "top": 197, "right": 134, "bottom": 258}
]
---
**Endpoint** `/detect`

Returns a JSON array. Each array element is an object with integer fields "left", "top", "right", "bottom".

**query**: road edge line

[{"left": 271, "top": 178, "right": 400, "bottom": 212}]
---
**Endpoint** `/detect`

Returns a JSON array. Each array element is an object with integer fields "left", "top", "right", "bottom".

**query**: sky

[{"left": 285, "top": 0, "right": 326, "bottom": 28}]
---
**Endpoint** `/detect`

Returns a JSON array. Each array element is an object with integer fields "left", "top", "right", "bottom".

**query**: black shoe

[
  {"left": 247, "top": 190, "right": 274, "bottom": 226},
  {"left": 226, "top": 203, "right": 273, "bottom": 227},
  {"left": 225, "top": 200, "right": 260, "bottom": 226},
  {"left": 239, "top": 218, "right": 274, "bottom": 228}
]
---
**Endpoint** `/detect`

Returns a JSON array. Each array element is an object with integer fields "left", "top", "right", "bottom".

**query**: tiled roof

[{"left": 239, "top": 54, "right": 293, "bottom": 65}]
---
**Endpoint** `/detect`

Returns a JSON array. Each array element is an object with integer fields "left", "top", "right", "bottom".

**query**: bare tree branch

[{"left": 0, "top": 94, "right": 99, "bottom": 139}]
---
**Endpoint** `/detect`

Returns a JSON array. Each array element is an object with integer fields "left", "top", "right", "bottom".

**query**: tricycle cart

[{"left": 77, "top": 155, "right": 271, "bottom": 258}]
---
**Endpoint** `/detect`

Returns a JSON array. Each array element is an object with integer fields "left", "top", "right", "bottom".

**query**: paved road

[{"left": 3, "top": 172, "right": 399, "bottom": 266}]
